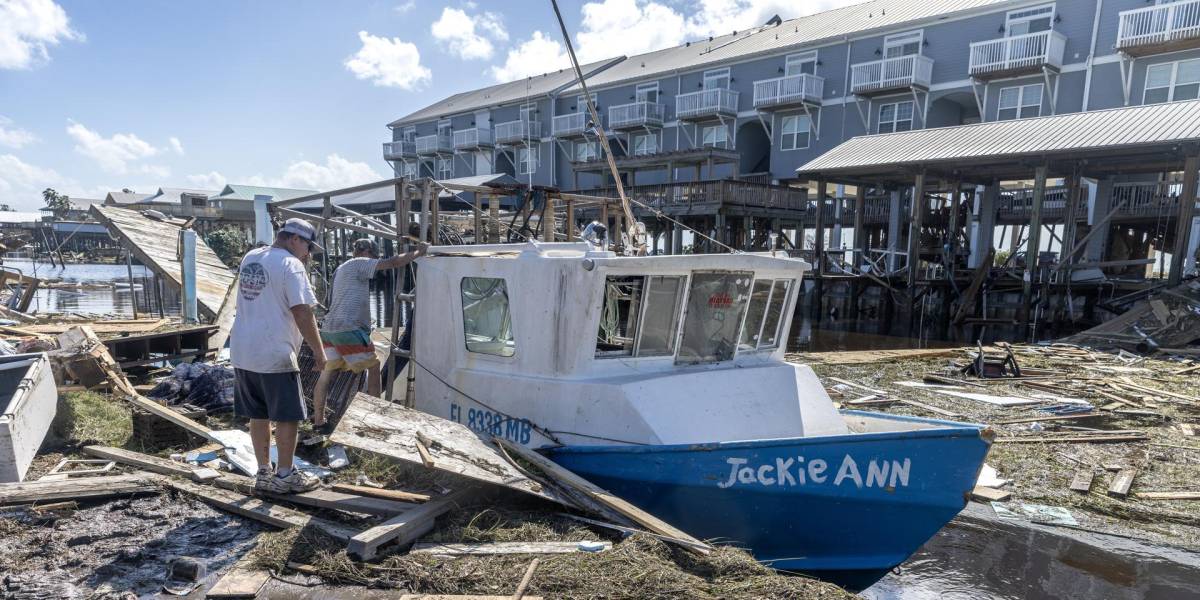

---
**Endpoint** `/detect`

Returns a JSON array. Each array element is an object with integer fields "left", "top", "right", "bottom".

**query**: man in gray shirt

[{"left": 313, "top": 237, "right": 427, "bottom": 428}]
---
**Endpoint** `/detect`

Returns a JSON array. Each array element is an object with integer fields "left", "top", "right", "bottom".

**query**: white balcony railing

[
  {"left": 608, "top": 101, "right": 666, "bottom": 129},
  {"left": 1118, "top": 0, "right": 1200, "bottom": 50},
  {"left": 552, "top": 112, "right": 595, "bottom": 137},
  {"left": 382, "top": 140, "right": 415, "bottom": 160},
  {"left": 675, "top": 88, "right": 739, "bottom": 120},
  {"left": 850, "top": 55, "right": 934, "bottom": 94},
  {"left": 968, "top": 31, "right": 1066, "bottom": 77},
  {"left": 494, "top": 120, "right": 541, "bottom": 144},
  {"left": 452, "top": 128, "right": 493, "bottom": 150},
  {"left": 415, "top": 134, "right": 452, "bottom": 155},
  {"left": 752, "top": 73, "right": 825, "bottom": 109}
]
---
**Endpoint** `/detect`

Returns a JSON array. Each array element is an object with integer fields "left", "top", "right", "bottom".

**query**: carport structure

[{"left": 795, "top": 100, "right": 1200, "bottom": 341}]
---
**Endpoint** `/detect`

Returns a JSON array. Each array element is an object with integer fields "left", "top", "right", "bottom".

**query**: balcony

[
  {"left": 382, "top": 140, "right": 415, "bottom": 160},
  {"left": 752, "top": 74, "right": 824, "bottom": 110},
  {"left": 608, "top": 102, "right": 665, "bottom": 130},
  {"left": 415, "top": 134, "right": 452, "bottom": 155},
  {"left": 494, "top": 120, "right": 541, "bottom": 145},
  {"left": 1111, "top": 181, "right": 1200, "bottom": 219},
  {"left": 452, "top": 128, "right": 493, "bottom": 151},
  {"left": 552, "top": 112, "right": 598, "bottom": 138},
  {"left": 850, "top": 55, "right": 933, "bottom": 96},
  {"left": 1118, "top": 0, "right": 1200, "bottom": 56},
  {"left": 675, "top": 88, "right": 739, "bottom": 120},
  {"left": 968, "top": 31, "right": 1066, "bottom": 79}
]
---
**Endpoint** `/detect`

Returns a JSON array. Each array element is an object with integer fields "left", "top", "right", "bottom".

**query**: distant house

[
  {"left": 39, "top": 197, "right": 101, "bottom": 222},
  {"left": 207, "top": 185, "right": 317, "bottom": 239}
]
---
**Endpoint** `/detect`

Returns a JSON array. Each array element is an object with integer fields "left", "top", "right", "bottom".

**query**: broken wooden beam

[
  {"left": 330, "top": 483, "right": 430, "bottom": 503},
  {"left": 1108, "top": 467, "right": 1139, "bottom": 499},
  {"left": 347, "top": 485, "right": 480, "bottom": 560},
  {"left": 410, "top": 541, "right": 610, "bottom": 557},
  {"left": 206, "top": 564, "right": 270, "bottom": 599},
  {"left": 995, "top": 431, "right": 1150, "bottom": 444},
  {"left": 82, "top": 445, "right": 220, "bottom": 483},
  {"left": 0, "top": 473, "right": 160, "bottom": 505},
  {"left": 495, "top": 438, "right": 711, "bottom": 555},
  {"left": 213, "top": 473, "right": 413, "bottom": 518},
  {"left": 1069, "top": 469, "right": 1095, "bottom": 493},
  {"left": 163, "top": 478, "right": 358, "bottom": 541},
  {"left": 1133, "top": 491, "right": 1200, "bottom": 500}
]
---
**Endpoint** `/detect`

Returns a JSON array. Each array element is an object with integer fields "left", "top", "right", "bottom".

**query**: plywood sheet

[{"left": 91, "top": 205, "right": 236, "bottom": 319}]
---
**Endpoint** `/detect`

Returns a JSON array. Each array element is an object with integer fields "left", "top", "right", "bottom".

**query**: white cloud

[
  {"left": 344, "top": 31, "right": 431, "bottom": 90},
  {"left": 575, "top": 0, "right": 687, "bottom": 63},
  {"left": 490, "top": 31, "right": 570, "bottom": 83},
  {"left": 137, "top": 164, "right": 171, "bottom": 179},
  {"left": 0, "top": 116, "right": 37, "bottom": 149},
  {"left": 246, "top": 154, "right": 382, "bottom": 191},
  {"left": 66, "top": 120, "right": 160, "bottom": 175},
  {"left": 0, "top": 153, "right": 73, "bottom": 209},
  {"left": 169, "top": 136, "right": 185, "bottom": 155},
  {"left": 431, "top": 7, "right": 507, "bottom": 61},
  {"left": 683, "top": 0, "right": 813, "bottom": 37},
  {"left": 186, "top": 171, "right": 225, "bottom": 190},
  {"left": 0, "top": 0, "right": 82, "bottom": 70},
  {"left": 394, "top": 0, "right": 416, "bottom": 14}
]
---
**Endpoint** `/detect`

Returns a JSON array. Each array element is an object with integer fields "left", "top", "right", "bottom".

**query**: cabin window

[
  {"left": 636, "top": 276, "right": 685, "bottom": 356},
  {"left": 739, "top": 279, "right": 792, "bottom": 351},
  {"left": 677, "top": 271, "right": 752, "bottom": 364},
  {"left": 461, "top": 277, "right": 515, "bottom": 357},
  {"left": 596, "top": 276, "right": 644, "bottom": 357}
]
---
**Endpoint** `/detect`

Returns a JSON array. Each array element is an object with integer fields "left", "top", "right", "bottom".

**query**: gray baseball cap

[{"left": 280, "top": 218, "right": 324, "bottom": 253}]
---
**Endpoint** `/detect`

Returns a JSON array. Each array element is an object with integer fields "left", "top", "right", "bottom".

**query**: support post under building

[
  {"left": 906, "top": 171, "right": 926, "bottom": 303},
  {"left": 1169, "top": 153, "right": 1200, "bottom": 285},
  {"left": 1022, "top": 164, "right": 1048, "bottom": 340}
]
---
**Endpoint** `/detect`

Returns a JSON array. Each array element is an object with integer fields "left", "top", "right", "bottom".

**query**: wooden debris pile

[{"left": 1064, "top": 279, "right": 1200, "bottom": 353}]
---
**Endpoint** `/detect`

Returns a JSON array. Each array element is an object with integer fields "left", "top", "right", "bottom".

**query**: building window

[
  {"left": 574, "top": 140, "right": 598, "bottom": 162},
  {"left": 1144, "top": 59, "right": 1200, "bottom": 104},
  {"left": 877, "top": 101, "right": 914, "bottom": 133},
  {"left": 403, "top": 127, "right": 416, "bottom": 142},
  {"left": 518, "top": 146, "right": 539, "bottom": 174},
  {"left": 997, "top": 83, "right": 1043, "bottom": 120},
  {"left": 519, "top": 103, "right": 537, "bottom": 122},
  {"left": 702, "top": 124, "right": 729, "bottom": 148},
  {"left": 1006, "top": 5, "right": 1054, "bottom": 36},
  {"left": 402, "top": 162, "right": 418, "bottom": 178},
  {"left": 883, "top": 30, "right": 922, "bottom": 58},
  {"left": 635, "top": 82, "right": 659, "bottom": 103},
  {"left": 785, "top": 51, "right": 817, "bottom": 76},
  {"left": 576, "top": 94, "right": 596, "bottom": 113},
  {"left": 632, "top": 133, "right": 658, "bottom": 156},
  {"left": 437, "top": 119, "right": 452, "bottom": 137},
  {"left": 780, "top": 115, "right": 811, "bottom": 150},
  {"left": 703, "top": 67, "right": 731, "bottom": 90},
  {"left": 461, "top": 277, "right": 515, "bottom": 357},
  {"left": 436, "top": 158, "right": 452, "bottom": 180}
]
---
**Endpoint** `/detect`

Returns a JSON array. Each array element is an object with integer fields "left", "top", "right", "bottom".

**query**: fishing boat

[{"left": 409, "top": 240, "right": 993, "bottom": 589}]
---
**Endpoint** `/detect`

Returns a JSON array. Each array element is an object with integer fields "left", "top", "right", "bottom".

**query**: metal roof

[
  {"left": 795, "top": 101, "right": 1200, "bottom": 180},
  {"left": 388, "top": 57, "right": 624, "bottom": 127},
  {"left": 568, "top": 0, "right": 1013, "bottom": 91},
  {"left": 0, "top": 211, "right": 45, "bottom": 224},
  {"left": 209, "top": 184, "right": 317, "bottom": 202},
  {"left": 287, "top": 173, "right": 523, "bottom": 211},
  {"left": 104, "top": 191, "right": 155, "bottom": 205}
]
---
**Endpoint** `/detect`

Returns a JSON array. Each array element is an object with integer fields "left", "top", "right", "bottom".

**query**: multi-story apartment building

[{"left": 386, "top": 0, "right": 1200, "bottom": 191}]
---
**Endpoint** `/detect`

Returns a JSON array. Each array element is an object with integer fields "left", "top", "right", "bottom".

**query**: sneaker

[
  {"left": 253, "top": 467, "right": 274, "bottom": 491},
  {"left": 256, "top": 469, "right": 320, "bottom": 494}
]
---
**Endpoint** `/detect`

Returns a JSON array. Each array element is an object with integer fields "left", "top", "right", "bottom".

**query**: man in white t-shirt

[
  {"left": 312, "top": 237, "right": 427, "bottom": 429},
  {"left": 230, "top": 218, "right": 327, "bottom": 494}
]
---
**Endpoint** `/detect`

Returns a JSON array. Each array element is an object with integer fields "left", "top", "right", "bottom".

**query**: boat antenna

[{"left": 549, "top": 0, "right": 646, "bottom": 255}]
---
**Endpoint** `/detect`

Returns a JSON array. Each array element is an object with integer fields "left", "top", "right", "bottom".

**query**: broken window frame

[
  {"left": 594, "top": 274, "right": 687, "bottom": 359},
  {"left": 460, "top": 277, "right": 516, "bottom": 358},
  {"left": 737, "top": 278, "right": 794, "bottom": 353}
]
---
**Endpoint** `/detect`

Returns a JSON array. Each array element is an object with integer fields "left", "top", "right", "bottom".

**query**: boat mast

[{"left": 549, "top": 0, "right": 645, "bottom": 254}]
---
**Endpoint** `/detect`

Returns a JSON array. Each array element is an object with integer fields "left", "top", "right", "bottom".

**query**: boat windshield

[
  {"left": 461, "top": 277, "right": 516, "bottom": 357},
  {"left": 676, "top": 271, "right": 752, "bottom": 364},
  {"left": 596, "top": 275, "right": 685, "bottom": 358}
]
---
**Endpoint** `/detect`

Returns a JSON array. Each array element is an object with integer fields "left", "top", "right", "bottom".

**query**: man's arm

[
  {"left": 374, "top": 242, "right": 429, "bottom": 272},
  {"left": 290, "top": 303, "right": 326, "bottom": 372}
]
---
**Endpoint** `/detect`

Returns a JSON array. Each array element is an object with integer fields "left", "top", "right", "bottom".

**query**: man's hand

[
  {"left": 416, "top": 241, "right": 430, "bottom": 256},
  {"left": 311, "top": 350, "right": 327, "bottom": 373}
]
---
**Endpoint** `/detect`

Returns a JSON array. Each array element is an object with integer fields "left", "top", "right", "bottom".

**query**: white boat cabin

[{"left": 413, "top": 242, "right": 849, "bottom": 448}]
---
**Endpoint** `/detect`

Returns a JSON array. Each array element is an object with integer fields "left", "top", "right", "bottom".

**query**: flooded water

[{"left": 2, "top": 259, "right": 180, "bottom": 318}]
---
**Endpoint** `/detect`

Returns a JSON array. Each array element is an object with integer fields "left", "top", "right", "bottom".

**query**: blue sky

[{"left": 0, "top": 0, "right": 840, "bottom": 210}]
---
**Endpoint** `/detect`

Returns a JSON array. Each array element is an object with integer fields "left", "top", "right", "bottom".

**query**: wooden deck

[{"left": 90, "top": 205, "right": 236, "bottom": 319}]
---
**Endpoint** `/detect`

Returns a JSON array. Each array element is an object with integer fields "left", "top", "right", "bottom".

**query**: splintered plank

[
  {"left": 347, "top": 486, "right": 480, "bottom": 560},
  {"left": 410, "top": 541, "right": 610, "bottom": 556},
  {"left": 164, "top": 478, "right": 358, "bottom": 541},
  {"left": 970, "top": 486, "right": 1011, "bottom": 502},
  {"left": 398, "top": 596, "right": 543, "bottom": 600},
  {"left": 0, "top": 474, "right": 160, "bottom": 505},
  {"left": 330, "top": 483, "right": 430, "bottom": 503},
  {"left": 213, "top": 473, "right": 413, "bottom": 517},
  {"left": 791, "top": 347, "right": 961, "bottom": 365},
  {"left": 898, "top": 398, "right": 961, "bottom": 418},
  {"left": 1108, "top": 468, "right": 1139, "bottom": 499},
  {"left": 206, "top": 566, "right": 270, "bottom": 598},
  {"left": 83, "top": 445, "right": 220, "bottom": 483},
  {"left": 1070, "top": 469, "right": 1095, "bottom": 493},
  {"left": 494, "top": 438, "right": 711, "bottom": 555},
  {"left": 1134, "top": 491, "right": 1200, "bottom": 500},
  {"left": 90, "top": 205, "right": 236, "bottom": 319},
  {"left": 330, "top": 393, "right": 562, "bottom": 504}
]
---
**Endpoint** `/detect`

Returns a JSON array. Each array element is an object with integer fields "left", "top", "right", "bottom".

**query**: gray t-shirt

[{"left": 322, "top": 257, "right": 380, "bottom": 332}]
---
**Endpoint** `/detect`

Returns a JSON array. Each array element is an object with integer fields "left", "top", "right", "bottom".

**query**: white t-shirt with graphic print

[{"left": 230, "top": 246, "right": 317, "bottom": 373}]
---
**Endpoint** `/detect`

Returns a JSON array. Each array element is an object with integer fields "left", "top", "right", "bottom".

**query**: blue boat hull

[{"left": 545, "top": 411, "right": 992, "bottom": 590}]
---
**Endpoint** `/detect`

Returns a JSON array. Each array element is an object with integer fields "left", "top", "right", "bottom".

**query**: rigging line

[{"left": 431, "top": 181, "right": 532, "bottom": 242}]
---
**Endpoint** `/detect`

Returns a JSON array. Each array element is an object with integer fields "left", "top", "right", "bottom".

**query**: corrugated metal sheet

[
  {"left": 209, "top": 184, "right": 317, "bottom": 202},
  {"left": 389, "top": 58, "right": 624, "bottom": 127},
  {"left": 795, "top": 101, "right": 1200, "bottom": 176},
  {"left": 563, "top": 0, "right": 1012, "bottom": 90}
]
